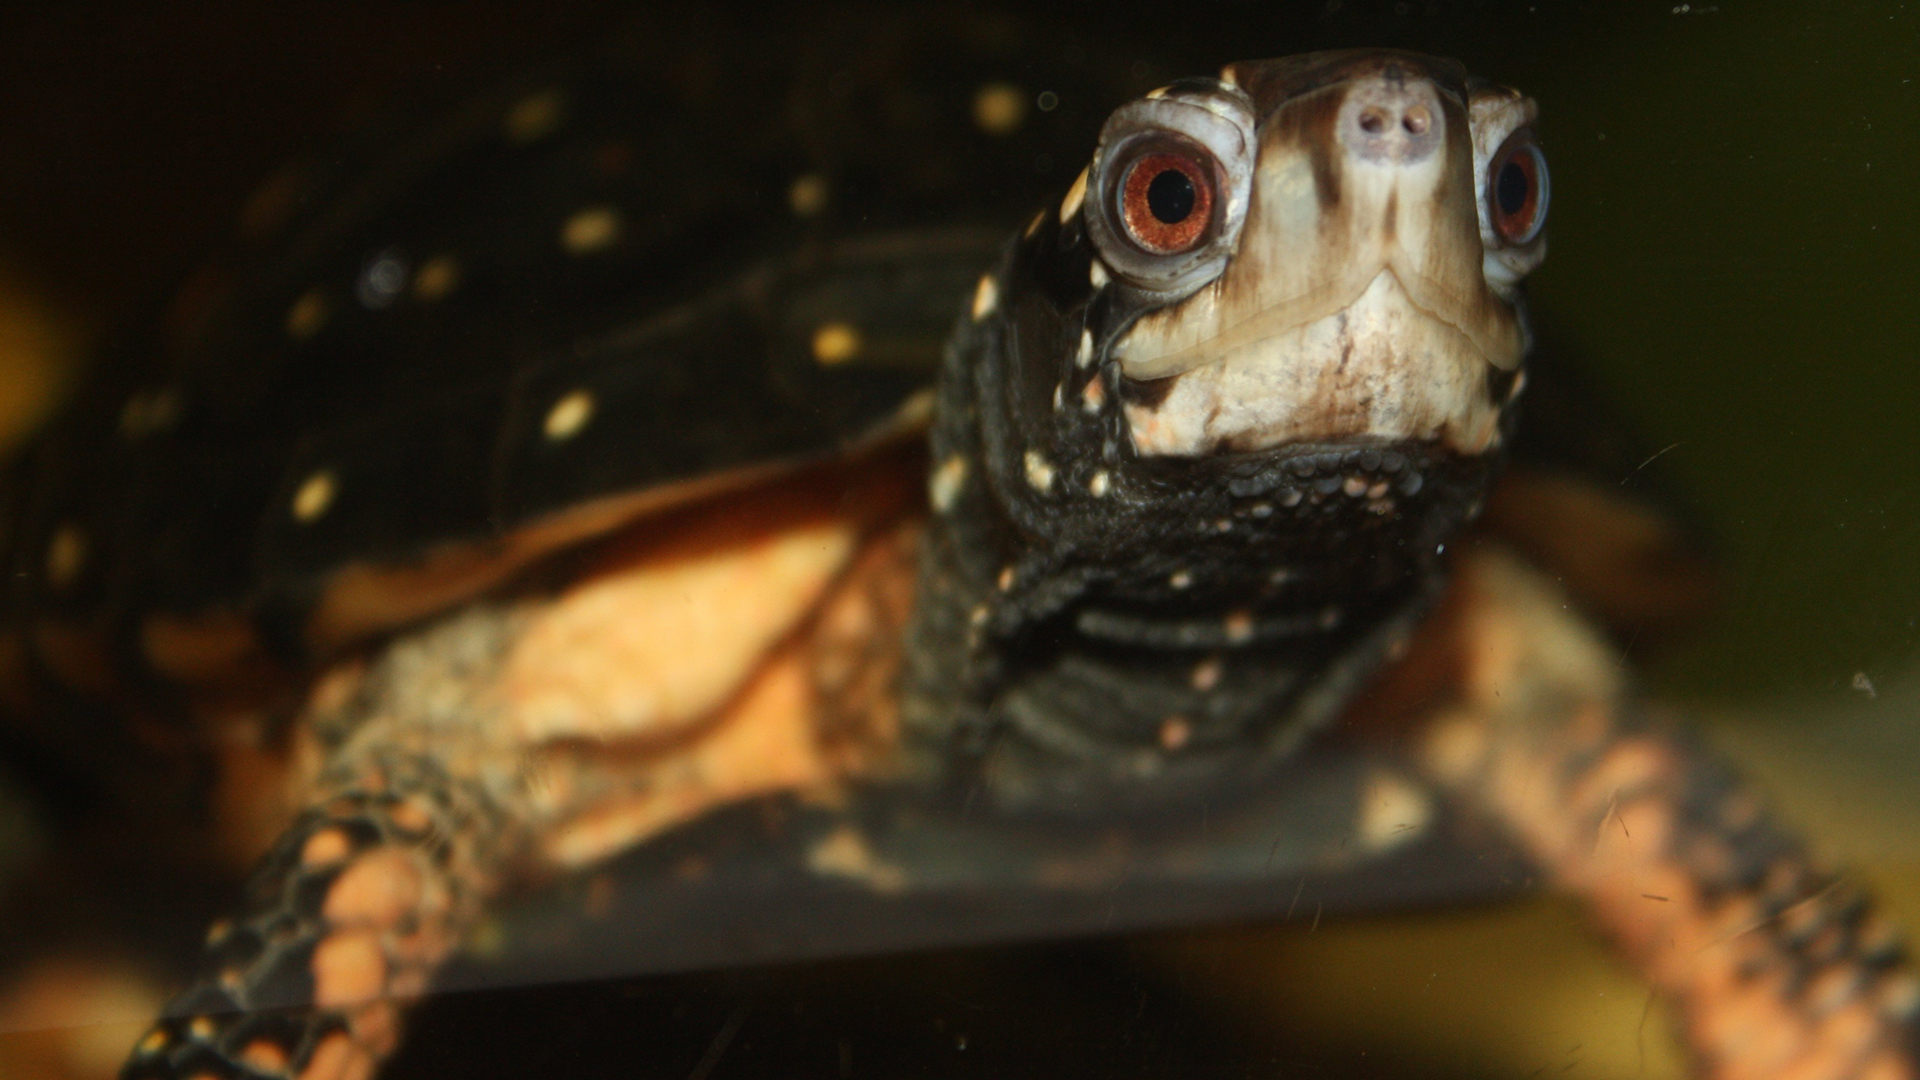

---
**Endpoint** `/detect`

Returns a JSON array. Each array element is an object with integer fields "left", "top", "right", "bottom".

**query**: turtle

[{"left": 0, "top": 34, "right": 1914, "bottom": 1080}]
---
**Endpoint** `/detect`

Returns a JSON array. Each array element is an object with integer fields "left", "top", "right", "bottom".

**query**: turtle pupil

[
  {"left": 1496, "top": 159, "right": 1529, "bottom": 216},
  {"left": 1146, "top": 168, "right": 1196, "bottom": 225}
]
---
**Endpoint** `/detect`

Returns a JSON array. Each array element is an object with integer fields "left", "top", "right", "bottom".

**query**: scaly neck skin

[{"left": 902, "top": 210, "right": 1506, "bottom": 814}]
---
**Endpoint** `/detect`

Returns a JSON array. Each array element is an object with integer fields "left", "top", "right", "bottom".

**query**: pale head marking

[
  {"left": 811, "top": 322, "right": 863, "bottom": 364},
  {"left": 285, "top": 288, "right": 329, "bottom": 340},
  {"left": 561, "top": 206, "right": 623, "bottom": 255},
  {"left": 543, "top": 389, "right": 596, "bottom": 441},
  {"left": 44, "top": 523, "right": 86, "bottom": 590},
  {"left": 1074, "top": 328, "right": 1094, "bottom": 367},
  {"left": 504, "top": 88, "right": 567, "bottom": 142},
  {"left": 413, "top": 254, "right": 461, "bottom": 301},
  {"left": 1080, "top": 377, "right": 1106, "bottom": 413},
  {"left": 1088, "top": 259, "right": 1110, "bottom": 289},
  {"left": 1022, "top": 449, "right": 1056, "bottom": 492},
  {"left": 971, "top": 274, "right": 999, "bottom": 320},
  {"left": 292, "top": 470, "right": 338, "bottom": 524}
]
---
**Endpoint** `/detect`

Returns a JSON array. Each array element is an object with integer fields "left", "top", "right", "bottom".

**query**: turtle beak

[{"left": 1113, "top": 60, "right": 1527, "bottom": 459}]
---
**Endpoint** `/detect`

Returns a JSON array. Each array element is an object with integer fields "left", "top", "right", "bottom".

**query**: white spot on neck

[
  {"left": 929, "top": 456, "right": 969, "bottom": 512},
  {"left": 1022, "top": 450, "right": 1055, "bottom": 493}
]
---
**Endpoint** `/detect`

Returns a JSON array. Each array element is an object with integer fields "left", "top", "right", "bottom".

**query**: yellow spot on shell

[
  {"left": 1087, "top": 470, "right": 1111, "bottom": 497},
  {"left": 561, "top": 206, "right": 623, "bottom": 255},
  {"left": 44, "top": 523, "right": 85, "bottom": 590},
  {"left": 543, "top": 389, "right": 596, "bottom": 441},
  {"left": 1060, "top": 167, "right": 1089, "bottom": 222},
  {"left": 788, "top": 173, "right": 829, "bottom": 217},
  {"left": 187, "top": 1015, "right": 215, "bottom": 1040},
  {"left": 929, "top": 455, "right": 968, "bottom": 512},
  {"left": 971, "top": 275, "right": 998, "bottom": 321},
  {"left": 504, "top": 88, "right": 567, "bottom": 143},
  {"left": 292, "top": 470, "right": 337, "bottom": 524},
  {"left": 412, "top": 254, "right": 461, "bottom": 301},
  {"left": 137, "top": 1028, "right": 170, "bottom": 1055},
  {"left": 120, "top": 388, "right": 182, "bottom": 439},
  {"left": 1022, "top": 450, "right": 1055, "bottom": 493},
  {"left": 285, "top": 289, "right": 329, "bottom": 341},
  {"left": 972, "top": 82, "right": 1028, "bottom": 136},
  {"left": 1223, "top": 610, "right": 1254, "bottom": 644},
  {"left": 1158, "top": 716, "right": 1192, "bottom": 751},
  {"left": 810, "top": 322, "right": 863, "bottom": 365}
]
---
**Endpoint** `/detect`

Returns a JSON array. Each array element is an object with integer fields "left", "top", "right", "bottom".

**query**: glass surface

[{"left": 0, "top": 3, "right": 1913, "bottom": 1078}]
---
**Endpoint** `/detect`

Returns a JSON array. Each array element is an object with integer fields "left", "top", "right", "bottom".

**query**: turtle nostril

[
  {"left": 1402, "top": 105, "right": 1430, "bottom": 135},
  {"left": 1358, "top": 108, "right": 1388, "bottom": 135}
]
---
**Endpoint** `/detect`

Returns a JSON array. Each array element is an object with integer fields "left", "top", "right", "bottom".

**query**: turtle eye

[
  {"left": 1117, "top": 148, "right": 1217, "bottom": 255},
  {"left": 1487, "top": 129, "right": 1548, "bottom": 246}
]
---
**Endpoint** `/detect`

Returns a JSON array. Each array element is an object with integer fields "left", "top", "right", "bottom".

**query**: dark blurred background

[{"left": 0, "top": 2, "right": 1914, "bottom": 1078}]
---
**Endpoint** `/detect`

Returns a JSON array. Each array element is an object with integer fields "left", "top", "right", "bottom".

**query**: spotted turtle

[{"left": 0, "top": 35, "right": 1913, "bottom": 1080}]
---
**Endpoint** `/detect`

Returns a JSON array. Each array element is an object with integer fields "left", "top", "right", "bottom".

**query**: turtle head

[
  {"left": 1097, "top": 51, "right": 1545, "bottom": 458},
  {"left": 919, "top": 51, "right": 1548, "bottom": 801}
]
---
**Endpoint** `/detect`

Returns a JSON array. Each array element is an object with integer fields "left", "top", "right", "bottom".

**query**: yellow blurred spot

[
  {"left": 412, "top": 254, "right": 461, "bottom": 301},
  {"left": 561, "top": 206, "right": 623, "bottom": 255},
  {"left": 811, "top": 322, "right": 863, "bottom": 365},
  {"left": 292, "top": 470, "right": 337, "bottom": 524},
  {"left": 285, "top": 288, "right": 329, "bottom": 340},
  {"left": 504, "top": 88, "right": 567, "bottom": 143},
  {"left": 972, "top": 82, "right": 1028, "bottom": 136},
  {"left": 543, "top": 389, "right": 596, "bottom": 441}
]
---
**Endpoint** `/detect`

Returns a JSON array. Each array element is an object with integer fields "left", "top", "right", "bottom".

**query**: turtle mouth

[{"left": 1118, "top": 266, "right": 1510, "bottom": 458}]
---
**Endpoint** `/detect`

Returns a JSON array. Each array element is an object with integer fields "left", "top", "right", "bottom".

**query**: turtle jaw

[{"left": 1111, "top": 56, "right": 1530, "bottom": 462}]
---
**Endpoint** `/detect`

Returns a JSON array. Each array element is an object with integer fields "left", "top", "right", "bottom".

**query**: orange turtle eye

[
  {"left": 1118, "top": 150, "right": 1216, "bottom": 255},
  {"left": 1488, "top": 131, "right": 1549, "bottom": 245}
]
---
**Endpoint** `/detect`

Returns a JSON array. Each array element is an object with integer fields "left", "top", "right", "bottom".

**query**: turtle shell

[{"left": 0, "top": 39, "right": 1152, "bottom": 714}]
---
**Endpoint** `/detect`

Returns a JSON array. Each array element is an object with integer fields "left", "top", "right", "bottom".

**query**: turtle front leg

[
  {"left": 121, "top": 755, "right": 510, "bottom": 1080},
  {"left": 1405, "top": 545, "right": 1919, "bottom": 1080},
  {"left": 118, "top": 482, "right": 919, "bottom": 1080}
]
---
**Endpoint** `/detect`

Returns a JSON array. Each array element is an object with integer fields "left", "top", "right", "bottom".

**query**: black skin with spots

[{"left": 906, "top": 196, "right": 1512, "bottom": 815}]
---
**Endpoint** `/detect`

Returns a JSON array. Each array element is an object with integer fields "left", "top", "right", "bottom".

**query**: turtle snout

[{"left": 1338, "top": 75, "right": 1444, "bottom": 165}]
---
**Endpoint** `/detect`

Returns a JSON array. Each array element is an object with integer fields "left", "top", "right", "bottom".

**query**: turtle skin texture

[{"left": 0, "top": 32, "right": 1911, "bottom": 1080}]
